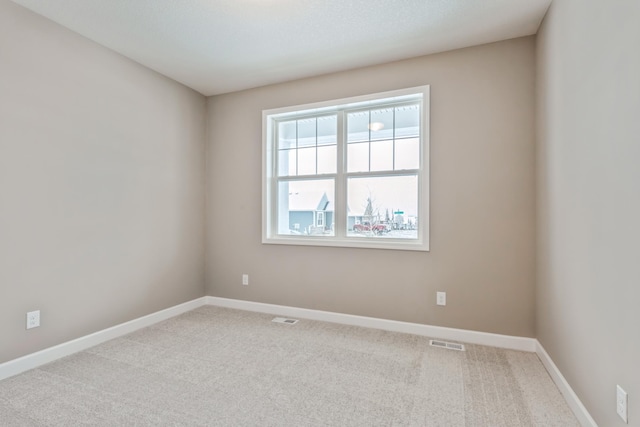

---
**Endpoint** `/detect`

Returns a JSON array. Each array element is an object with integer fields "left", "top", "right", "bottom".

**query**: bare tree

[{"left": 354, "top": 194, "right": 387, "bottom": 235}]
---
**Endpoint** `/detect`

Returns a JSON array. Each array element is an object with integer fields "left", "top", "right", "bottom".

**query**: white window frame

[{"left": 262, "top": 86, "right": 430, "bottom": 251}]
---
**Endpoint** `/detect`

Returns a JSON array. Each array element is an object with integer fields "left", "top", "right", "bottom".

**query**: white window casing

[{"left": 262, "top": 86, "right": 430, "bottom": 251}]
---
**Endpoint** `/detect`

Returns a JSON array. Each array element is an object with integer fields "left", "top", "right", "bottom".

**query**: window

[{"left": 263, "top": 86, "right": 429, "bottom": 251}]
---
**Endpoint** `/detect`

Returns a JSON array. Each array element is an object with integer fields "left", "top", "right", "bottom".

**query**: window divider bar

[{"left": 334, "top": 111, "right": 346, "bottom": 239}]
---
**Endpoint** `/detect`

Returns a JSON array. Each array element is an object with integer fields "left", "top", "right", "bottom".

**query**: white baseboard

[
  {"left": 1, "top": 294, "right": 595, "bottom": 427},
  {"left": 211, "top": 297, "right": 598, "bottom": 424},
  {"left": 0, "top": 297, "right": 208, "bottom": 381},
  {"left": 206, "top": 296, "right": 537, "bottom": 352},
  {"left": 535, "top": 340, "right": 597, "bottom": 427}
]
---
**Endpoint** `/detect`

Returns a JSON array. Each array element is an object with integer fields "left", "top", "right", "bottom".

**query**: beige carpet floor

[{"left": 0, "top": 306, "right": 579, "bottom": 426}]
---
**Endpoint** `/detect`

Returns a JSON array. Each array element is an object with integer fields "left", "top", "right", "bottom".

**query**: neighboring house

[
  {"left": 288, "top": 191, "right": 333, "bottom": 234},
  {"left": 347, "top": 213, "right": 363, "bottom": 231},
  {"left": 287, "top": 191, "right": 369, "bottom": 233},
  {"left": 287, "top": 191, "right": 414, "bottom": 234}
]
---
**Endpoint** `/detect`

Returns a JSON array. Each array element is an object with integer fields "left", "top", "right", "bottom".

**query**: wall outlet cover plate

[
  {"left": 436, "top": 292, "right": 446, "bottom": 306},
  {"left": 26, "top": 310, "right": 40, "bottom": 329},
  {"left": 617, "top": 384, "right": 628, "bottom": 423}
]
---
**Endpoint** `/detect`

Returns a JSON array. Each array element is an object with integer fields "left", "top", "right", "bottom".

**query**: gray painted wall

[
  {"left": 5, "top": 1, "right": 638, "bottom": 423},
  {"left": 206, "top": 37, "right": 537, "bottom": 338},
  {"left": 0, "top": 1, "right": 207, "bottom": 363},
  {"left": 537, "top": 1, "right": 640, "bottom": 425}
]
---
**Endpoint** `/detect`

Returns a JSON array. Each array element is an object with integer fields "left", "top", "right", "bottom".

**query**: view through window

[{"left": 263, "top": 86, "right": 429, "bottom": 251}]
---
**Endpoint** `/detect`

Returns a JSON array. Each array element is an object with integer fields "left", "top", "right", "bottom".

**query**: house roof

[{"left": 289, "top": 191, "right": 330, "bottom": 212}]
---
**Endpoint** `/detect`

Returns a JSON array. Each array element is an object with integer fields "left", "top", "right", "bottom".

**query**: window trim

[{"left": 262, "top": 86, "right": 430, "bottom": 251}]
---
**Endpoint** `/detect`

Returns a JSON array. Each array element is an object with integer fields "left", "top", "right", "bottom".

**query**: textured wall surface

[
  {"left": 206, "top": 37, "right": 537, "bottom": 338},
  {"left": 536, "top": 1, "right": 640, "bottom": 425},
  {"left": 0, "top": 1, "right": 207, "bottom": 363}
]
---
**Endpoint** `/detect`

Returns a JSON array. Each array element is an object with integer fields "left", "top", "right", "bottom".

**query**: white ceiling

[{"left": 10, "top": 0, "right": 551, "bottom": 96}]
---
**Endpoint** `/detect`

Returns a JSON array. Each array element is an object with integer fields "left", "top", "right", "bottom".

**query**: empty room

[{"left": 1, "top": 0, "right": 638, "bottom": 425}]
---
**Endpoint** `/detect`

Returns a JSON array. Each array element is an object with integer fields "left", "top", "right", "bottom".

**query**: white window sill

[{"left": 262, "top": 235, "right": 429, "bottom": 252}]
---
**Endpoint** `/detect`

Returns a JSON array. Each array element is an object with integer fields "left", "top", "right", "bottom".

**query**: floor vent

[
  {"left": 429, "top": 340, "right": 465, "bottom": 351},
  {"left": 272, "top": 317, "right": 299, "bottom": 325}
]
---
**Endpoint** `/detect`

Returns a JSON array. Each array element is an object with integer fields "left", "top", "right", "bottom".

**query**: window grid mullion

[
  {"left": 345, "top": 169, "right": 419, "bottom": 179},
  {"left": 335, "top": 111, "right": 346, "bottom": 239},
  {"left": 392, "top": 107, "right": 396, "bottom": 170},
  {"left": 368, "top": 110, "right": 372, "bottom": 173},
  {"left": 295, "top": 119, "right": 299, "bottom": 176}
]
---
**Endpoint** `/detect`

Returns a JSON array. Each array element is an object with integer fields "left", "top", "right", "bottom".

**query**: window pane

[
  {"left": 278, "top": 121, "right": 297, "bottom": 149},
  {"left": 370, "top": 108, "right": 394, "bottom": 141},
  {"left": 297, "top": 147, "right": 316, "bottom": 175},
  {"left": 278, "top": 179, "right": 334, "bottom": 236},
  {"left": 297, "top": 118, "right": 316, "bottom": 147},
  {"left": 317, "top": 145, "right": 336, "bottom": 174},
  {"left": 347, "top": 142, "right": 369, "bottom": 173},
  {"left": 347, "top": 175, "right": 418, "bottom": 239},
  {"left": 278, "top": 149, "right": 296, "bottom": 176},
  {"left": 370, "top": 140, "right": 393, "bottom": 171},
  {"left": 317, "top": 115, "right": 337, "bottom": 146},
  {"left": 266, "top": 87, "right": 428, "bottom": 250},
  {"left": 394, "top": 138, "right": 420, "bottom": 170},
  {"left": 395, "top": 105, "right": 420, "bottom": 138},
  {"left": 347, "top": 111, "right": 369, "bottom": 143}
]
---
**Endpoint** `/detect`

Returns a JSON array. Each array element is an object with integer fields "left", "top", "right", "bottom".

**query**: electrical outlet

[
  {"left": 242, "top": 274, "right": 249, "bottom": 285},
  {"left": 436, "top": 292, "right": 446, "bottom": 306},
  {"left": 26, "top": 310, "right": 40, "bottom": 329},
  {"left": 617, "top": 385, "right": 628, "bottom": 423}
]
